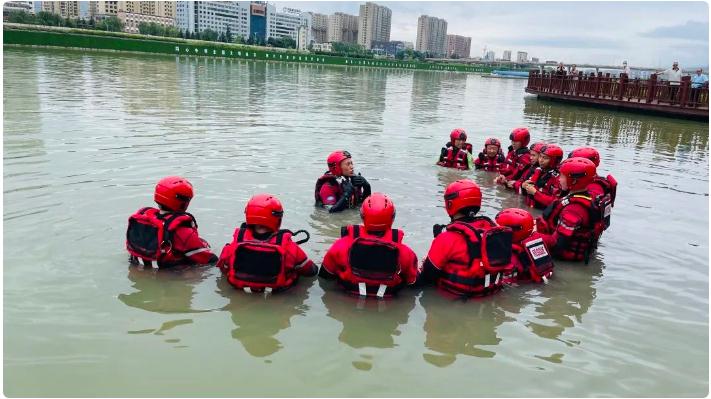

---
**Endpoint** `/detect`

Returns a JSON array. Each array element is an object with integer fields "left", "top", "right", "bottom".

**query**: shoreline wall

[{"left": 4, "top": 26, "right": 497, "bottom": 74}]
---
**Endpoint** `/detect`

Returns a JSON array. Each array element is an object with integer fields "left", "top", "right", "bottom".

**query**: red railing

[{"left": 526, "top": 70, "right": 709, "bottom": 109}]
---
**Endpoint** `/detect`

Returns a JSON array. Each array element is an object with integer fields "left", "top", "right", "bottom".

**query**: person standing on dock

[
  {"left": 659, "top": 61, "right": 683, "bottom": 103},
  {"left": 691, "top": 68, "right": 708, "bottom": 104},
  {"left": 621, "top": 61, "right": 631, "bottom": 77}
]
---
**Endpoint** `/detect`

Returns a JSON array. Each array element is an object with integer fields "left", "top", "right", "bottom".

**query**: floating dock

[{"left": 525, "top": 70, "right": 708, "bottom": 121}]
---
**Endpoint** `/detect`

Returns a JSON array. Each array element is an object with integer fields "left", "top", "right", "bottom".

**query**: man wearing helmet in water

[
  {"left": 126, "top": 176, "right": 217, "bottom": 268},
  {"left": 315, "top": 150, "right": 372, "bottom": 213}
]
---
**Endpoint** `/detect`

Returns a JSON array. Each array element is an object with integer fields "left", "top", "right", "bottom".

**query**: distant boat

[{"left": 491, "top": 70, "right": 529, "bottom": 78}]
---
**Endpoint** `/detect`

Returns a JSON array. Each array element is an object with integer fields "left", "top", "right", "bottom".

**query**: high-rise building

[
  {"left": 531, "top": 57, "right": 539, "bottom": 63},
  {"left": 4, "top": 1, "right": 34, "bottom": 18},
  {"left": 327, "top": 12, "right": 358, "bottom": 43},
  {"left": 415, "top": 15, "right": 447, "bottom": 57},
  {"left": 516, "top": 51, "right": 528, "bottom": 63},
  {"left": 89, "top": 2, "right": 175, "bottom": 19},
  {"left": 249, "top": 2, "right": 268, "bottom": 42},
  {"left": 269, "top": 7, "right": 311, "bottom": 43},
  {"left": 310, "top": 12, "right": 328, "bottom": 43},
  {"left": 484, "top": 50, "right": 495, "bottom": 61},
  {"left": 357, "top": 2, "right": 391, "bottom": 50},
  {"left": 176, "top": 1, "right": 250, "bottom": 39},
  {"left": 502, "top": 50, "right": 511, "bottom": 61},
  {"left": 43, "top": 1, "right": 80, "bottom": 18},
  {"left": 446, "top": 34, "right": 471, "bottom": 58}
]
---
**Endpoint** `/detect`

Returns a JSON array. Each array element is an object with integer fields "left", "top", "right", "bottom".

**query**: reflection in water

[
  {"left": 319, "top": 279, "right": 416, "bottom": 350},
  {"left": 523, "top": 97, "right": 708, "bottom": 158},
  {"left": 215, "top": 277, "right": 311, "bottom": 358},
  {"left": 527, "top": 261, "right": 603, "bottom": 343},
  {"left": 420, "top": 290, "right": 521, "bottom": 367},
  {"left": 118, "top": 265, "right": 212, "bottom": 314}
]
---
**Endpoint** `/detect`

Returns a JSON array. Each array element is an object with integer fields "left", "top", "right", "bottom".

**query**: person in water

[
  {"left": 319, "top": 192, "right": 420, "bottom": 298},
  {"left": 567, "top": 146, "right": 617, "bottom": 207},
  {"left": 217, "top": 193, "right": 317, "bottom": 293},
  {"left": 508, "top": 141, "right": 545, "bottom": 193},
  {"left": 126, "top": 176, "right": 217, "bottom": 268},
  {"left": 420, "top": 179, "right": 514, "bottom": 297},
  {"left": 521, "top": 144, "right": 564, "bottom": 209},
  {"left": 474, "top": 137, "right": 506, "bottom": 171},
  {"left": 495, "top": 208, "right": 554, "bottom": 283},
  {"left": 437, "top": 128, "right": 474, "bottom": 170},
  {"left": 495, "top": 127, "right": 532, "bottom": 185},
  {"left": 536, "top": 157, "right": 611, "bottom": 264},
  {"left": 315, "top": 150, "right": 371, "bottom": 213}
]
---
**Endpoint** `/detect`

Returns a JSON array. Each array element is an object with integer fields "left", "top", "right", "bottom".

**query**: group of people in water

[{"left": 126, "top": 126, "right": 616, "bottom": 299}]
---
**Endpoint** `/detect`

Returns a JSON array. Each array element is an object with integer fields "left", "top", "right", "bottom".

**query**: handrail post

[
  {"left": 646, "top": 74, "right": 657, "bottom": 103},
  {"left": 595, "top": 72, "right": 602, "bottom": 98},
  {"left": 618, "top": 73, "right": 627, "bottom": 100},
  {"left": 679, "top": 76, "right": 690, "bottom": 107}
]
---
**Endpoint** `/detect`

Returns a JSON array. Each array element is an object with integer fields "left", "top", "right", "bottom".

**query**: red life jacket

[
  {"left": 542, "top": 192, "right": 608, "bottom": 263},
  {"left": 525, "top": 168, "right": 560, "bottom": 208},
  {"left": 504, "top": 146, "right": 531, "bottom": 179},
  {"left": 222, "top": 223, "right": 298, "bottom": 293},
  {"left": 512, "top": 234, "right": 554, "bottom": 283},
  {"left": 515, "top": 164, "right": 538, "bottom": 194},
  {"left": 462, "top": 142, "right": 473, "bottom": 154},
  {"left": 591, "top": 174, "right": 617, "bottom": 207},
  {"left": 126, "top": 207, "right": 197, "bottom": 268},
  {"left": 336, "top": 225, "right": 405, "bottom": 298},
  {"left": 476, "top": 150, "right": 506, "bottom": 171},
  {"left": 314, "top": 173, "right": 362, "bottom": 208},
  {"left": 440, "top": 146, "right": 470, "bottom": 170},
  {"left": 433, "top": 217, "right": 514, "bottom": 296}
]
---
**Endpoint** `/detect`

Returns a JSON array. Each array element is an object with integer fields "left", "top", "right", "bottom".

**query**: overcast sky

[{"left": 275, "top": 1, "right": 709, "bottom": 68}]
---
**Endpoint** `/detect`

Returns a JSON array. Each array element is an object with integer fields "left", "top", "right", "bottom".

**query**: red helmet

[
  {"left": 539, "top": 144, "right": 564, "bottom": 168},
  {"left": 569, "top": 146, "right": 601, "bottom": 167},
  {"left": 244, "top": 193, "right": 284, "bottom": 231},
  {"left": 360, "top": 192, "right": 396, "bottom": 231},
  {"left": 484, "top": 137, "right": 501, "bottom": 148},
  {"left": 450, "top": 128, "right": 467, "bottom": 144},
  {"left": 154, "top": 176, "right": 193, "bottom": 212},
  {"left": 559, "top": 157, "right": 597, "bottom": 191},
  {"left": 530, "top": 141, "right": 546, "bottom": 153},
  {"left": 327, "top": 150, "right": 351, "bottom": 176},
  {"left": 495, "top": 208, "right": 534, "bottom": 243},
  {"left": 444, "top": 179, "right": 482, "bottom": 217},
  {"left": 509, "top": 127, "right": 530, "bottom": 146}
]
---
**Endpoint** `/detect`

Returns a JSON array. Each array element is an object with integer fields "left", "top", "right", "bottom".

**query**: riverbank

[{"left": 3, "top": 24, "right": 497, "bottom": 74}]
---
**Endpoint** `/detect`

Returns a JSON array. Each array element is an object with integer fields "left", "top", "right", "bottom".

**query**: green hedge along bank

[{"left": 4, "top": 25, "right": 500, "bottom": 74}]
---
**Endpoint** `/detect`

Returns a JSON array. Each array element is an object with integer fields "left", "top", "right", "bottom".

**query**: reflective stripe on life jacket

[
  {"left": 126, "top": 207, "right": 197, "bottom": 268},
  {"left": 336, "top": 225, "right": 405, "bottom": 298},
  {"left": 434, "top": 216, "right": 514, "bottom": 296},
  {"left": 224, "top": 223, "right": 296, "bottom": 292}
]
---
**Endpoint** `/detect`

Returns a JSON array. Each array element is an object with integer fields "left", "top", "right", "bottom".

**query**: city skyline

[{"left": 274, "top": 1, "right": 709, "bottom": 67}]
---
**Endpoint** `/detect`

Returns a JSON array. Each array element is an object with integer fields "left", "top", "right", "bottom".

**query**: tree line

[{"left": 8, "top": 10, "right": 124, "bottom": 31}]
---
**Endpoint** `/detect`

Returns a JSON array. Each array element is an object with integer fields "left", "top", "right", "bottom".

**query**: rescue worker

[
  {"left": 508, "top": 141, "right": 546, "bottom": 193},
  {"left": 217, "top": 193, "right": 317, "bottom": 293},
  {"left": 319, "top": 193, "right": 420, "bottom": 298},
  {"left": 315, "top": 150, "right": 372, "bottom": 213},
  {"left": 568, "top": 146, "right": 617, "bottom": 206},
  {"left": 495, "top": 208, "right": 554, "bottom": 283},
  {"left": 521, "top": 144, "right": 564, "bottom": 209},
  {"left": 495, "top": 127, "right": 532, "bottom": 185},
  {"left": 126, "top": 176, "right": 217, "bottom": 268},
  {"left": 437, "top": 128, "right": 474, "bottom": 170},
  {"left": 421, "top": 179, "right": 514, "bottom": 297},
  {"left": 536, "top": 157, "right": 611, "bottom": 263},
  {"left": 474, "top": 137, "right": 506, "bottom": 171}
]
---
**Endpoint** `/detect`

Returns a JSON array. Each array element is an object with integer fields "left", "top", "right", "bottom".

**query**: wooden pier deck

[{"left": 525, "top": 70, "right": 708, "bottom": 121}]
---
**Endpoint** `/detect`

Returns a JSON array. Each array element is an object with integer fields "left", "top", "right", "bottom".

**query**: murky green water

[{"left": 3, "top": 47, "right": 709, "bottom": 397}]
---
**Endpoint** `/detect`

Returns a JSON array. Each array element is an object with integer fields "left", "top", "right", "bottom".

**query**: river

[{"left": 3, "top": 46, "right": 709, "bottom": 397}]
